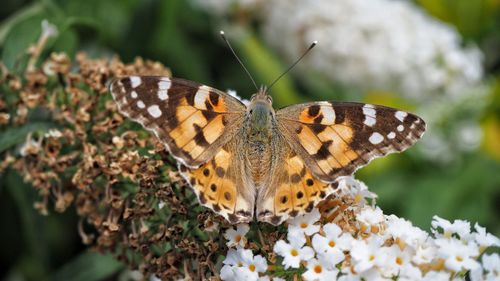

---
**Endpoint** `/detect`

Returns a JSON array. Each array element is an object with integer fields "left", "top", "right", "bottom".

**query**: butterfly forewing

[
  {"left": 276, "top": 102, "right": 426, "bottom": 182},
  {"left": 110, "top": 76, "right": 255, "bottom": 223},
  {"left": 110, "top": 76, "right": 246, "bottom": 167}
]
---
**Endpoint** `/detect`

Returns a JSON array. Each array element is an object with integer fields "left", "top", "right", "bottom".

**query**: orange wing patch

[
  {"left": 110, "top": 76, "right": 246, "bottom": 168},
  {"left": 180, "top": 145, "right": 254, "bottom": 224},
  {"left": 257, "top": 150, "right": 338, "bottom": 225}
]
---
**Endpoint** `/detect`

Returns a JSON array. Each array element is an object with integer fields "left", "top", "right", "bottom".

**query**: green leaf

[
  {"left": 0, "top": 2, "right": 45, "bottom": 45},
  {"left": 51, "top": 27, "right": 78, "bottom": 57},
  {"left": 1, "top": 14, "right": 46, "bottom": 71},
  {"left": 49, "top": 251, "right": 124, "bottom": 281},
  {"left": 0, "top": 122, "right": 54, "bottom": 153},
  {"left": 6, "top": 170, "right": 50, "bottom": 277}
]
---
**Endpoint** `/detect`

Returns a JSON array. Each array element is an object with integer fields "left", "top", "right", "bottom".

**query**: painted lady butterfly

[{"left": 110, "top": 34, "right": 425, "bottom": 225}]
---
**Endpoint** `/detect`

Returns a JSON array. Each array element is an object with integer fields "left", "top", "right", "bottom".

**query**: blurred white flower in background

[{"left": 262, "top": 0, "right": 483, "bottom": 100}]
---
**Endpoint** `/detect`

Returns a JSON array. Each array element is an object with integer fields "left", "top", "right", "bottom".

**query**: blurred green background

[{"left": 0, "top": 0, "right": 499, "bottom": 280}]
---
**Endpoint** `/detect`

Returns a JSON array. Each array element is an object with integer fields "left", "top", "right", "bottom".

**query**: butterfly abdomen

[{"left": 244, "top": 100, "right": 276, "bottom": 186}]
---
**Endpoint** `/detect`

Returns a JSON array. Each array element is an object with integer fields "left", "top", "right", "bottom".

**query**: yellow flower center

[
  {"left": 396, "top": 257, "right": 403, "bottom": 265},
  {"left": 249, "top": 264, "right": 256, "bottom": 272},
  {"left": 456, "top": 256, "right": 463, "bottom": 262},
  {"left": 235, "top": 235, "right": 242, "bottom": 243},
  {"left": 328, "top": 240, "right": 336, "bottom": 247},
  {"left": 314, "top": 265, "right": 323, "bottom": 274},
  {"left": 291, "top": 249, "right": 299, "bottom": 257},
  {"left": 369, "top": 255, "right": 375, "bottom": 261},
  {"left": 300, "top": 223, "right": 308, "bottom": 229}
]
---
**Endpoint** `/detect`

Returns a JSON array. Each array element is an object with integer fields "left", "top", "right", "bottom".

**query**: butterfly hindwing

[
  {"left": 256, "top": 140, "right": 338, "bottom": 225},
  {"left": 179, "top": 138, "right": 255, "bottom": 224},
  {"left": 110, "top": 76, "right": 246, "bottom": 167},
  {"left": 276, "top": 102, "right": 426, "bottom": 182}
]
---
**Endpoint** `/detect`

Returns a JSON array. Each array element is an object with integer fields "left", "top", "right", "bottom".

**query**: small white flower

[
  {"left": 224, "top": 224, "right": 250, "bottom": 248},
  {"left": 221, "top": 248, "right": 268, "bottom": 281},
  {"left": 412, "top": 243, "right": 437, "bottom": 265},
  {"left": 357, "top": 206, "right": 384, "bottom": 226},
  {"left": 385, "top": 215, "right": 429, "bottom": 249},
  {"left": 473, "top": 223, "right": 500, "bottom": 251},
  {"left": 287, "top": 208, "right": 321, "bottom": 236},
  {"left": 435, "top": 238, "right": 480, "bottom": 271},
  {"left": 302, "top": 258, "right": 339, "bottom": 281},
  {"left": 421, "top": 271, "right": 452, "bottom": 281},
  {"left": 377, "top": 245, "right": 412, "bottom": 277},
  {"left": 359, "top": 268, "right": 390, "bottom": 281},
  {"left": 312, "top": 223, "right": 352, "bottom": 268},
  {"left": 274, "top": 230, "right": 314, "bottom": 269},
  {"left": 482, "top": 253, "right": 500, "bottom": 279},
  {"left": 397, "top": 264, "right": 423, "bottom": 281},
  {"left": 350, "top": 236, "right": 384, "bottom": 273},
  {"left": 336, "top": 177, "right": 376, "bottom": 205},
  {"left": 432, "top": 216, "right": 471, "bottom": 240},
  {"left": 357, "top": 206, "right": 384, "bottom": 233}
]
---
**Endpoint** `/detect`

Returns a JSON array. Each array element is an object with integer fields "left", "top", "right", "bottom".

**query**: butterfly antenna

[
  {"left": 220, "top": 30, "right": 259, "bottom": 91},
  {"left": 268, "top": 41, "right": 317, "bottom": 90}
]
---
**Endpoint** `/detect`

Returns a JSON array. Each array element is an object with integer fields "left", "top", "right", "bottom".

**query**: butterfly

[{"left": 110, "top": 76, "right": 425, "bottom": 225}]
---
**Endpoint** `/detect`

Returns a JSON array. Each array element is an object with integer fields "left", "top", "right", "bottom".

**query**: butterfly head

[{"left": 248, "top": 86, "right": 275, "bottom": 132}]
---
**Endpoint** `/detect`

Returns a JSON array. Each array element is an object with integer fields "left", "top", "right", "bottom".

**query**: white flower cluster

[
  {"left": 263, "top": 0, "right": 483, "bottom": 100},
  {"left": 220, "top": 177, "right": 500, "bottom": 281}
]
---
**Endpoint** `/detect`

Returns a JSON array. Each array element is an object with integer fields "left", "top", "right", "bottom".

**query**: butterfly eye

[
  {"left": 267, "top": 96, "right": 273, "bottom": 103},
  {"left": 251, "top": 94, "right": 256, "bottom": 100}
]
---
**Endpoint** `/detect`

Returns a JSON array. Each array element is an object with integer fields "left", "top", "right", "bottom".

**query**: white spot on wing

[
  {"left": 137, "top": 100, "right": 145, "bottom": 109},
  {"left": 363, "top": 104, "right": 376, "bottom": 126},
  {"left": 194, "top": 86, "right": 210, "bottom": 110},
  {"left": 320, "top": 106, "right": 336, "bottom": 123},
  {"left": 158, "top": 79, "right": 170, "bottom": 100},
  {"left": 395, "top": 111, "right": 408, "bottom": 122},
  {"left": 158, "top": 90, "right": 168, "bottom": 100},
  {"left": 131, "top": 91, "right": 138, "bottom": 99},
  {"left": 397, "top": 125, "right": 404, "bottom": 132},
  {"left": 147, "top": 105, "right": 162, "bottom": 118},
  {"left": 130, "top": 76, "right": 141, "bottom": 88},
  {"left": 363, "top": 104, "right": 376, "bottom": 116},
  {"left": 387, "top": 132, "right": 396, "bottom": 139},
  {"left": 159, "top": 78, "right": 171, "bottom": 90},
  {"left": 369, "top": 132, "right": 384, "bottom": 144}
]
